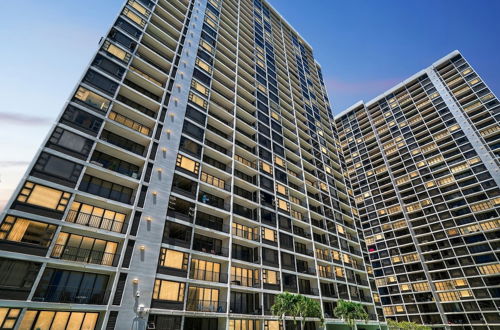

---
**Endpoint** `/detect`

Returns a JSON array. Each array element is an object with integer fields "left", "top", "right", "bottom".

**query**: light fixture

[{"left": 132, "top": 278, "right": 139, "bottom": 284}]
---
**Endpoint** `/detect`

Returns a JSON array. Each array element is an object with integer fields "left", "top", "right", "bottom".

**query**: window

[
  {"left": 230, "top": 320, "right": 260, "bottom": 330},
  {"left": 123, "top": 8, "right": 146, "bottom": 26},
  {"left": 189, "top": 92, "right": 208, "bottom": 109},
  {"left": 79, "top": 175, "right": 134, "bottom": 204},
  {"left": 51, "top": 232, "right": 118, "bottom": 266},
  {"left": 153, "top": 280, "right": 185, "bottom": 302},
  {"left": 231, "top": 266, "right": 258, "bottom": 287},
  {"left": 191, "top": 259, "right": 221, "bottom": 282},
  {"left": 73, "top": 86, "right": 110, "bottom": 112},
  {"left": 260, "top": 161, "right": 272, "bottom": 174},
  {"left": 19, "top": 310, "right": 99, "bottom": 330},
  {"left": 176, "top": 154, "right": 200, "bottom": 174},
  {"left": 262, "top": 227, "right": 277, "bottom": 242},
  {"left": 232, "top": 223, "right": 258, "bottom": 240},
  {"left": 187, "top": 286, "right": 219, "bottom": 305},
  {"left": 102, "top": 41, "right": 130, "bottom": 62},
  {"left": 128, "top": 0, "right": 149, "bottom": 15},
  {"left": 200, "top": 40, "right": 213, "bottom": 53},
  {"left": 263, "top": 269, "right": 279, "bottom": 284},
  {"left": 196, "top": 58, "right": 212, "bottom": 73},
  {"left": 16, "top": 182, "right": 70, "bottom": 211},
  {"left": 275, "top": 184, "right": 287, "bottom": 195},
  {"left": 274, "top": 156, "right": 285, "bottom": 168},
  {"left": 66, "top": 202, "right": 126, "bottom": 233},
  {"left": 0, "top": 308, "right": 21, "bottom": 329},
  {"left": 0, "top": 258, "right": 41, "bottom": 299},
  {"left": 159, "top": 249, "right": 188, "bottom": 270},
  {"left": 277, "top": 199, "right": 289, "bottom": 212},
  {"left": 32, "top": 153, "right": 83, "bottom": 186},
  {"left": 478, "top": 264, "right": 500, "bottom": 275},
  {"left": 265, "top": 320, "right": 281, "bottom": 330},
  {"left": 47, "top": 127, "right": 93, "bottom": 159},
  {"left": 0, "top": 216, "right": 56, "bottom": 247},
  {"left": 191, "top": 80, "right": 209, "bottom": 96}
]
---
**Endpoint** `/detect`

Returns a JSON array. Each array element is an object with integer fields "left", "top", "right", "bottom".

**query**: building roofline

[
  {"left": 334, "top": 50, "right": 462, "bottom": 120},
  {"left": 265, "top": 0, "right": 313, "bottom": 50}
]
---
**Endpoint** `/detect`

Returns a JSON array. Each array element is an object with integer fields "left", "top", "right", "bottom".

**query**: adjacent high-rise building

[
  {"left": 335, "top": 52, "right": 500, "bottom": 329},
  {"left": 0, "top": 0, "right": 498, "bottom": 329}
]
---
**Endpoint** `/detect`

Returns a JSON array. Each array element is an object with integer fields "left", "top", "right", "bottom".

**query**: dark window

[
  {"left": 148, "top": 315, "right": 182, "bottom": 330},
  {"left": 46, "top": 127, "right": 93, "bottom": 159},
  {"left": 182, "top": 121, "right": 205, "bottom": 142},
  {"left": 179, "top": 136, "right": 202, "bottom": 158},
  {"left": 60, "top": 105, "right": 103, "bottom": 136},
  {"left": 108, "top": 28, "right": 137, "bottom": 51},
  {"left": 186, "top": 105, "right": 207, "bottom": 124},
  {"left": 83, "top": 70, "right": 119, "bottom": 96},
  {"left": 31, "top": 152, "right": 83, "bottom": 187},
  {"left": 79, "top": 174, "right": 134, "bottom": 204},
  {"left": 92, "top": 54, "right": 126, "bottom": 79},
  {"left": 34, "top": 268, "right": 109, "bottom": 304},
  {"left": 0, "top": 257, "right": 41, "bottom": 300},
  {"left": 115, "top": 17, "right": 142, "bottom": 38},
  {"left": 163, "top": 221, "right": 192, "bottom": 248}
]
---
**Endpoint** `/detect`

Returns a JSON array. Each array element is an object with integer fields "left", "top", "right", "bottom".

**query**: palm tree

[
  {"left": 387, "top": 319, "right": 431, "bottom": 330},
  {"left": 333, "top": 299, "right": 368, "bottom": 330},
  {"left": 271, "top": 292, "right": 324, "bottom": 330}
]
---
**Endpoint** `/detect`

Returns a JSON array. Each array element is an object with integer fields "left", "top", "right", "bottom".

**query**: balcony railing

[
  {"left": 299, "top": 287, "right": 320, "bottom": 296},
  {"left": 190, "top": 269, "right": 228, "bottom": 283},
  {"left": 33, "top": 286, "right": 110, "bottom": 305},
  {"left": 232, "top": 227, "right": 259, "bottom": 241},
  {"left": 51, "top": 244, "right": 117, "bottom": 266},
  {"left": 192, "top": 244, "right": 229, "bottom": 257},
  {"left": 195, "top": 216, "right": 229, "bottom": 233},
  {"left": 186, "top": 300, "right": 227, "bottom": 313},
  {"left": 231, "top": 275, "right": 260, "bottom": 288},
  {"left": 65, "top": 209, "right": 126, "bottom": 233}
]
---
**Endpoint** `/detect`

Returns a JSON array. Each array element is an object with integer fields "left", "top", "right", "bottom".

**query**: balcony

[
  {"left": 190, "top": 269, "right": 228, "bottom": 283},
  {"left": 231, "top": 275, "right": 260, "bottom": 288},
  {"left": 193, "top": 242, "right": 229, "bottom": 257},
  {"left": 65, "top": 209, "right": 127, "bottom": 233},
  {"left": 198, "top": 192, "right": 230, "bottom": 211},
  {"left": 51, "top": 244, "right": 118, "bottom": 267},
  {"left": 186, "top": 300, "right": 227, "bottom": 313},
  {"left": 232, "top": 227, "right": 259, "bottom": 241},
  {"left": 195, "top": 212, "right": 229, "bottom": 233},
  {"left": 33, "top": 286, "right": 110, "bottom": 305},
  {"left": 233, "top": 203, "right": 257, "bottom": 220},
  {"left": 299, "top": 287, "right": 320, "bottom": 296}
]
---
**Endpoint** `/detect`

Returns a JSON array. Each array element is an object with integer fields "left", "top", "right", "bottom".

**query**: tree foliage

[
  {"left": 333, "top": 299, "right": 368, "bottom": 329},
  {"left": 387, "top": 319, "right": 431, "bottom": 330},
  {"left": 271, "top": 292, "right": 324, "bottom": 329}
]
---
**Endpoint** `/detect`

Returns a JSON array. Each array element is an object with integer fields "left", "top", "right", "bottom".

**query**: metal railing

[
  {"left": 186, "top": 300, "right": 226, "bottom": 313},
  {"left": 33, "top": 286, "right": 109, "bottom": 305},
  {"left": 65, "top": 210, "right": 126, "bottom": 233},
  {"left": 190, "top": 269, "right": 228, "bottom": 283},
  {"left": 51, "top": 244, "right": 116, "bottom": 266}
]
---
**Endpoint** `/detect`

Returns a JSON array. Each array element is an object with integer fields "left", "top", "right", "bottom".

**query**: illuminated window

[
  {"left": 262, "top": 227, "right": 277, "bottom": 242},
  {"left": 159, "top": 248, "right": 188, "bottom": 270},
  {"left": 67, "top": 202, "right": 125, "bottom": 232},
  {"left": 335, "top": 266, "right": 344, "bottom": 277},
  {"left": 102, "top": 41, "right": 129, "bottom": 62},
  {"left": 232, "top": 223, "right": 257, "bottom": 240},
  {"left": 191, "top": 80, "right": 209, "bottom": 96},
  {"left": 257, "top": 83, "right": 267, "bottom": 93},
  {"left": 52, "top": 232, "right": 118, "bottom": 266},
  {"left": 0, "top": 216, "right": 55, "bottom": 247},
  {"left": 196, "top": 58, "right": 212, "bottom": 73},
  {"left": 400, "top": 284, "right": 410, "bottom": 291},
  {"left": 276, "top": 184, "right": 287, "bottom": 195},
  {"left": 153, "top": 280, "right": 185, "bottom": 302},
  {"left": 413, "top": 282, "right": 429, "bottom": 292},
  {"left": 271, "top": 111, "right": 280, "bottom": 120},
  {"left": 186, "top": 286, "right": 219, "bottom": 308},
  {"left": 277, "top": 199, "right": 290, "bottom": 212},
  {"left": 261, "top": 161, "right": 272, "bottom": 174},
  {"left": 274, "top": 156, "right": 285, "bottom": 168},
  {"left": 263, "top": 269, "right": 279, "bottom": 284},
  {"left": 176, "top": 154, "right": 200, "bottom": 174},
  {"left": 438, "top": 291, "right": 459, "bottom": 302},
  {"left": 200, "top": 172, "right": 225, "bottom": 189},
  {"left": 188, "top": 92, "right": 208, "bottom": 109},
  {"left": 200, "top": 40, "right": 213, "bottom": 53},
  {"left": 230, "top": 320, "right": 261, "bottom": 330},
  {"left": 128, "top": 0, "right": 149, "bottom": 16},
  {"left": 231, "top": 266, "right": 258, "bottom": 287},
  {"left": 123, "top": 8, "right": 146, "bottom": 26},
  {"left": 0, "top": 308, "right": 21, "bottom": 329},
  {"left": 479, "top": 264, "right": 500, "bottom": 275},
  {"left": 19, "top": 310, "right": 98, "bottom": 330},
  {"left": 191, "top": 259, "right": 221, "bottom": 282},
  {"left": 16, "top": 182, "right": 70, "bottom": 211},
  {"left": 73, "top": 86, "right": 110, "bottom": 112},
  {"left": 204, "top": 16, "right": 217, "bottom": 28}
]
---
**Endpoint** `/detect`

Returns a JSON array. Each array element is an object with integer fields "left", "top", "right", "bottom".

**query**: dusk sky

[{"left": 0, "top": 0, "right": 499, "bottom": 210}]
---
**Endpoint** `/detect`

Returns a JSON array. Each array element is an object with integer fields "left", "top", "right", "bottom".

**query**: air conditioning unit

[{"left": 147, "top": 322, "right": 155, "bottom": 329}]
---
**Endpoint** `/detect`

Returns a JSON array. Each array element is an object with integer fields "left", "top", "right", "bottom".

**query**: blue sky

[{"left": 0, "top": 0, "right": 499, "bottom": 209}]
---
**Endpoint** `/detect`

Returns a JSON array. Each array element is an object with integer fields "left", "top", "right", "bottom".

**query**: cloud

[
  {"left": 324, "top": 77, "right": 402, "bottom": 94},
  {"left": 0, "top": 112, "right": 52, "bottom": 126}
]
